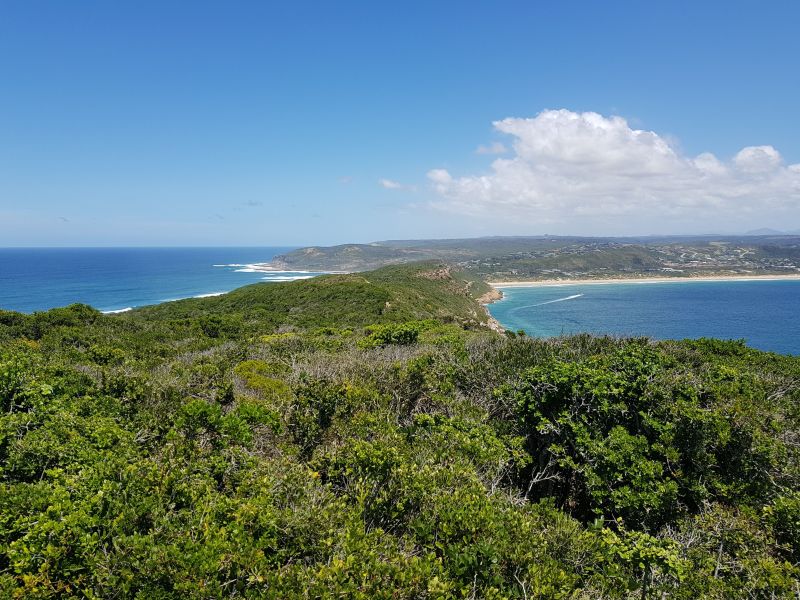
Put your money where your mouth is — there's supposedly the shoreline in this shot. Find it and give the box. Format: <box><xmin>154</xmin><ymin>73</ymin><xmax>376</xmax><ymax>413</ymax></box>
<box><xmin>476</xmin><ymin>288</ymin><xmax>506</xmax><ymax>333</ymax></box>
<box><xmin>488</xmin><ymin>273</ymin><xmax>800</xmax><ymax>288</ymax></box>
<box><xmin>99</xmin><ymin>273</ymin><xmax>330</xmax><ymax>315</ymax></box>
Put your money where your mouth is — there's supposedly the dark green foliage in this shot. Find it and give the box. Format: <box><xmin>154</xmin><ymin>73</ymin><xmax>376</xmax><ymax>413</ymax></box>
<box><xmin>0</xmin><ymin>264</ymin><xmax>798</xmax><ymax>597</ymax></box>
<box><xmin>768</xmin><ymin>492</ymin><xmax>800</xmax><ymax>562</ymax></box>
<box><xmin>358</xmin><ymin>320</ymin><xmax>436</xmax><ymax>348</ymax></box>
<box><xmin>508</xmin><ymin>343</ymin><xmax>798</xmax><ymax>533</ymax></box>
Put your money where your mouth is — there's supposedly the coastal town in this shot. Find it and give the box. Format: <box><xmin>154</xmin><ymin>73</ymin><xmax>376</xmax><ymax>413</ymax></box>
<box><xmin>460</xmin><ymin>238</ymin><xmax>800</xmax><ymax>280</ymax></box>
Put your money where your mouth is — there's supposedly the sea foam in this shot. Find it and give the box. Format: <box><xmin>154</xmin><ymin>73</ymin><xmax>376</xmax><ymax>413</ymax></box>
<box><xmin>262</xmin><ymin>275</ymin><xmax>315</xmax><ymax>281</ymax></box>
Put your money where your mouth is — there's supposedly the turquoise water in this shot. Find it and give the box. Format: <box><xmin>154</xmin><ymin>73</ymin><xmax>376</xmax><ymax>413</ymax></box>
<box><xmin>0</xmin><ymin>247</ymin><xmax>326</xmax><ymax>314</ymax></box>
<box><xmin>487</xmin><ymin>279</ymin><xmax>800</xmax><ymax>355</ymax></box>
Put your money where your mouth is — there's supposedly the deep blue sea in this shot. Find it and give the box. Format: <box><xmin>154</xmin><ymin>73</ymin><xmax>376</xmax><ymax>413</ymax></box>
<box><xmin>488</xmin><ymin>280</ymin><xmax>800</xmax><ymax>355</ymax></box>
<box><xmin>0</xmin><ymin>247</ymin><xmax>326</xmax><ymax>314</ymax></box>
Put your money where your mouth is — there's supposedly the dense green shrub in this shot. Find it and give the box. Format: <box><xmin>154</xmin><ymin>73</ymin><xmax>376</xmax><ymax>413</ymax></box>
<box><xmin>358</xmin><ymin>321</ymin><xmax>433</xmax><ymax>348</ymax></box>
<box><xmin>0</xmin><ymin>264</ymin><xmax>798</xmax><ymax>597</ymax></box>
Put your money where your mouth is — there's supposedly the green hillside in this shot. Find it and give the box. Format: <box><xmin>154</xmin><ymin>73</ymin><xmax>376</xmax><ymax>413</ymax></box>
<box><xmin>132</xmin><ymin>262</ymin><xmax>493</xmax><ymax>330</ymax></box>
<box><xmin>1</xmin><ymin>264</ymin><xmax>799</xmax><ymax>598</ymax></box>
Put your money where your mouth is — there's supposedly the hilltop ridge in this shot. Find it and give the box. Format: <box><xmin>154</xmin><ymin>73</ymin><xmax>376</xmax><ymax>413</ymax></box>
<box><xmin>126</xmin><ymin>262</ymin><xmax>495</xmax><ymax>332</ymax></box>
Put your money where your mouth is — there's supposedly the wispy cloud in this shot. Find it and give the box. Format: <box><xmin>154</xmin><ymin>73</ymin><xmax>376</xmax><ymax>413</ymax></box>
<box><xmin>428</xmin><ymin>109</ymin><xmax>800</xmax><ymax>233</ymax></box>
<box><xmin>475</xmin><ymin>141</ymin><xmax>507</xmax><ymax>155</ymax></box>
<box><xmin>339</xmin><ymin>176</ymin><xmax>353</xmax><ymax>185</ymax></box>
<box><xmin>379</xmin><ymin>178</ymin><xmax>403</xmax><ymax>189</ymax></box>
<box><xmin>379</xmin><ymin>178</ymin><xmax>416</xmax><ymax>191</ymax></box>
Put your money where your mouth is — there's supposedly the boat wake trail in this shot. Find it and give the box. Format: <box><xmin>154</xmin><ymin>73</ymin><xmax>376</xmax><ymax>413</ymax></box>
<box><xmin>511</xmin><ymin>294</ymin><xmax>583</xmax><ymax>314</ymax></box>
<box><xmin>535</xmin><ymin>294</ymin><xmax>583</xmax><ymax>306</ymax></box>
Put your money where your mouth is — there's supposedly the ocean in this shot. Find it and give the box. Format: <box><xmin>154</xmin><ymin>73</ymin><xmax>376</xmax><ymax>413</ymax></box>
<box><xmin>487</xmin><ymin>279</ymin><xmax>800</xmax><ymax>355</ymax></box>
<box><xmin>0</xmin><ymin>247</ymin><xmax>324</xmax><ymax>314</ymax></box>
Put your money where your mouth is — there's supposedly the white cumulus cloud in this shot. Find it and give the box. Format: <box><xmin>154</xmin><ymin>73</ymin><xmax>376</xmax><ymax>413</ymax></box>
<box><xmin>427</xmin><ymin>109</ymin><xmax>800</xmax><ymax>233</ymax></box>
<box><xmin>733</xmin><ymin>145</ymin><xmax>783</xmax><ymax>173</ymax></box>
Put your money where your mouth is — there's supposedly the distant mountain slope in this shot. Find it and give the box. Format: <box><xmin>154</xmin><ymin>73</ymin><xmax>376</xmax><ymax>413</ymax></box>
<box><xmin>270</xmin><ymin>236</ymin><xmax>609</xmax><ymax>271</ymax></box>
<box><xmin>271</xmin><ymin>235</ymin><xmax>800</xmax><ymax>280</ymax></box>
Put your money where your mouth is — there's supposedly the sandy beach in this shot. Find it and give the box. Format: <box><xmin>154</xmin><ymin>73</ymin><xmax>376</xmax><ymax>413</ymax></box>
<box><xmin>488</xmin><ymin>273</ymin><xmax>800</xmax><ymax>288</ymax></box>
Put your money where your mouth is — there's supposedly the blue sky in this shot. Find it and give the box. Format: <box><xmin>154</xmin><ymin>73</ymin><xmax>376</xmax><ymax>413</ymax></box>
<box><xmin>1</xmin><ymin>1</ymin><xmax>799</xmax><ymax>246</ymax></box>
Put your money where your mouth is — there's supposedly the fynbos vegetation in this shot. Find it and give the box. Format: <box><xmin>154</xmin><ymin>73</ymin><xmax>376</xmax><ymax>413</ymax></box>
<box><xmin>1</xmin><ymin>264</ymin><xmax>798</xmax><ymax>598</ymax></box>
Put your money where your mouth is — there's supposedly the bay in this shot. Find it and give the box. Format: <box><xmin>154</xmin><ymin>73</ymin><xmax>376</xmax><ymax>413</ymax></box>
<box><xmin>487</xmin><ymin>279</ymin><xmax>800</xmax><ymax>355</ymax></box>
